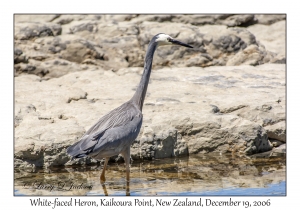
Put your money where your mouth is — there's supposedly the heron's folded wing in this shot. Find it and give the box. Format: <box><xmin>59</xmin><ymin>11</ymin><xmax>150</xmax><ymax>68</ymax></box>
<box><xmin>67</xmin><ymin>102</ymin><xmax>140</xmax><ymax>156</ymax></box>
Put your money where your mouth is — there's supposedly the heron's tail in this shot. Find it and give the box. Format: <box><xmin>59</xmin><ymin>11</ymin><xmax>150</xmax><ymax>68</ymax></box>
<box><xmin>66</xmin><ymin>141</ymin><xmax>88</xmax><ymax>160</ymax></box>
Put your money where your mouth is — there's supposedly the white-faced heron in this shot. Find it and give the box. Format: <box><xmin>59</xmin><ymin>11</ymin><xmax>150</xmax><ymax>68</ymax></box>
<box><xmin>67</xmin><ymin>33</ymin><xmax>193</xmax><ymax>184</ymax></box>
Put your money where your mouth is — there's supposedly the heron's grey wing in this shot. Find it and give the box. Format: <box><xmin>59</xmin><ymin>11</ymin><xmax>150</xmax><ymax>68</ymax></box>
<box><xmin>88</xmin><ymin>113</ymin><xmax>143</xmax><ymax>158</ymax></box>
<box><xmin>66</xmin><ymin>102</ymin><xmax>140</xmax><ymax>158</ymax></box>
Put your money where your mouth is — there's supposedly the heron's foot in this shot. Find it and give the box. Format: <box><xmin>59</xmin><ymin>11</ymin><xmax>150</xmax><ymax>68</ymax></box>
<box><xmin>101</xmin><ymin>183</ymin><xmax>108</xmax><ymax>196</ymax></box>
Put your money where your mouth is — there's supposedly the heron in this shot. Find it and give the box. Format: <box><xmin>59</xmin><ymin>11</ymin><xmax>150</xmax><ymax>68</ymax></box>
<box><xmin>67</xmin><ymin>33</ymin><xmax>193</xmax><ymax>184</ymax></box>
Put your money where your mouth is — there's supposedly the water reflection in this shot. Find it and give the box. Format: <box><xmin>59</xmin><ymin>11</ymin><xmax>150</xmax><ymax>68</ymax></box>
<box><xmin>14</xmin><ymin>153</ymin><xmax>286</xmax><ymax>196</ymax></box>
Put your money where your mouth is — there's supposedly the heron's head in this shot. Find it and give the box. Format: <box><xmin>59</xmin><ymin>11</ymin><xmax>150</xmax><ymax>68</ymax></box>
<box><xmin>154</xmin><ymin>33</ymin><xmax>193</xmax><ymax>48</ymax></box>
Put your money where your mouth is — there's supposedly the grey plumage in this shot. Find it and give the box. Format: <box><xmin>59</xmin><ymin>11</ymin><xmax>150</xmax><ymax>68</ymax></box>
<box><xmin>66</xmin><ymin>33</ymin><xmax>193</xmax><ymax>183</ymax></box>
<box><xmin>67</xmin><ymin>101</ymin><xmax>142</xmax><ymax>159</ymax></box>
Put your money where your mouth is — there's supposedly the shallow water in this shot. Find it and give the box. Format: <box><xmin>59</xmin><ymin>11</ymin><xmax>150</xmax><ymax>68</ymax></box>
<box><xmin>14</xmin><ymin>153</ymin><xmax>286</xmax><ymax>196</ymax></box>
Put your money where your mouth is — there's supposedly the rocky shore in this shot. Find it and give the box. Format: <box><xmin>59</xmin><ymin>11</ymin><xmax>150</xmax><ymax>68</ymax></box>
<box><xmin>14</xmin><ymin>14</ymin><xmax>286</xmax><ymax>169</ymax></box>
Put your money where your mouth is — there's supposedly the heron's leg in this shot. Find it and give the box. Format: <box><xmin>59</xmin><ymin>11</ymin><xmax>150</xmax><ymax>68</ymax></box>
<box><xmin>121</xmin><ymin>147</ymin><xmax>131</xmax><ymax>182</ymax></box>
<box><xmin>121</xmin><ymin>147</ymin><xmax>131</xmax><ymax>196</ymax></box>
<box><xmin>101</xmin><ymin>183</ymin><xmax>108</xmax><ymax>196</ymax></box>
<box><xmin>100</xmin><ymin>158</ymin><xmax>109</xmax><ymax>183</ymax></box>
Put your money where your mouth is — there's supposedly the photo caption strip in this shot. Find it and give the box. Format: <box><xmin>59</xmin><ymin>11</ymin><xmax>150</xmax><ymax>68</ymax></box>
<box><xmin>28</xmin><ymin>197</ymin><xmax>274</xmax><ymax>209</ymax></box>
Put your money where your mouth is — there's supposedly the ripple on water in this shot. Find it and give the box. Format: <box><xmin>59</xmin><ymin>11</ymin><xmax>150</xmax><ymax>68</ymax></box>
<box><xmin>14</xmin><ymin>154</ymin><xmax>286</xmax><ymax>196</ymax></box>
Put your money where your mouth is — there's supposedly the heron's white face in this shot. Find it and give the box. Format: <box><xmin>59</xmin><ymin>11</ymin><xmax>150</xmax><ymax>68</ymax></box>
<box><xmin>155</xmin><ymin>33</ymin><xmax>173</xmax><ymax>46</ymax></box>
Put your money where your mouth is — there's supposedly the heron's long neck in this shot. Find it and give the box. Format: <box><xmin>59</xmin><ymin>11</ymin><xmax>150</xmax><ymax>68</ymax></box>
<box><xmin>131</xmin><ymin>41</ymin><xmax>158</xmax><ymax>111</ymax></box>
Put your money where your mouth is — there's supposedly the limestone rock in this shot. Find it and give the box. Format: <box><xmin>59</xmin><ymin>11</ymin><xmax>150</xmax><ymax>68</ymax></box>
<box><xmin>270</xmin><ymin>139</ymin><xmax>284</xmax><ymax>147</ymax></box>
<box><xmin>264</xmin><ymin>121</ymin><xmax>286</xmax><ymax>142</ymax></box>
<box><xmin>133</xmin><ymin>15</ymin><xmax>256</xmax><ymax>27</ymax></box>
<box><xmin>222</xmin><ymin>14</ymin><xmax>256</xmax><ymax>27</ymax></box>
<box><xmin>255</xmin><ymin>14</ymin><xmax>286</xmax><ymax>25</ymax></box>
<box><xmin>14</xmin><ymin>48</ymin><xmax>27</xmax><ymax>64</ymax></box>
<box><xmin>14</xmin><ymin>14</ymin><xmax>60</xmax><ymax>23</ymax></box>
<box><xmin>15</xmin><ymin>63</ymin><xmax>285</xmax><ymax>167</ymax></box>
<box><xmin>14</xmin><ymin>15</ymin><xmax>286</xmax><ymax>168</ymax></box>
<box><xmin>271</xmin><ymin>144</ymin><xmax>286</xmax><ymax>156</ymax></box>
<box><xmin>14</xmin><ymin>15</ymin><xmax>285</xmax><ymax>80</ymax></box>
<box><xmin>248</xmin><ymin>20</ymin><xmax>286</xmax><ymax>57</ymax></box>
<box><xmin>273</xmin><ymin>144</ymin><xmax>286</xmax><ymax>153</ymax></box>
<box><xmin>14</xmin><ymin>22</ymin><xmax>62</xmax><ymax>40</ymax></box>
